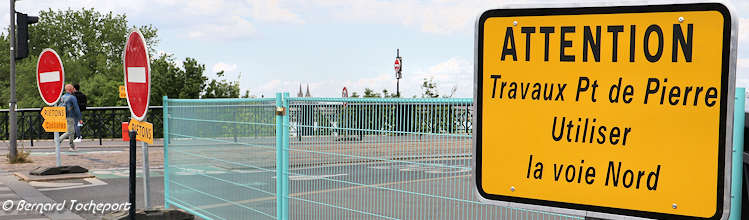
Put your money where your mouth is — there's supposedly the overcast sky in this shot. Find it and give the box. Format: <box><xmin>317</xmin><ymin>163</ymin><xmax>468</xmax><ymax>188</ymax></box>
<box><xmin>3</xmin><ymin>0</ymin><xmax>749</xmax><ymax>98</ymax></box>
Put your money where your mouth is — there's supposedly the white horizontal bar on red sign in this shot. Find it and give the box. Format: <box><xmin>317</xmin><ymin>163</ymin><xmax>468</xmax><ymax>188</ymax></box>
<box><xmin>127</xmin><ymin>67</ymin><xmax>147</xmax><ymax>83</ymax></box>
<box><xmin>39</xmin><ymin>71</ymin><xmax>60</xmax><ymax>83</ymax></box>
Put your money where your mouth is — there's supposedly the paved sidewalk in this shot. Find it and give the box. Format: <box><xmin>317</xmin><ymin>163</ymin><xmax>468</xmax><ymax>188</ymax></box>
<box><xmin>0</xmin><ymin>138</ymin><xmax>164</xmax><ymax>149</ymax></box>
<box><xmin>0</xmin><ymin>148</ymin><xmax>164</xmax><ymax>173</ymax></box>
<box><xmin>0</xmin><ymin>173</ymin><xmax>83</xmax><ymax>220</ymax></box>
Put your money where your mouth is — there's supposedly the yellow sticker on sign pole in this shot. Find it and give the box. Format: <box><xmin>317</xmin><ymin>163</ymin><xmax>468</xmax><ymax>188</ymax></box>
<box><xmin>41</xmin><ymin>107</ymin><xmax>66</xmax><ymax>132</ymax></box>
<box><xmin>473</xmin><ymin>3</ymin><xmax>735</xmax><ymax>220</ymax></box>
<box><xmin>128</xmin><ymin>119</ymin><xmax>153</xmax><ymax>144</ymax></box>
<box><xmin>119</xmin><ymin>85</ymin><xmax>127</xmax><ymax>98</ymax></box>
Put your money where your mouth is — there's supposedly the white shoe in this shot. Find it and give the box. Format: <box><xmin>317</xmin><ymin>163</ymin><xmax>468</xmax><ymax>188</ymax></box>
<box><xmin>73</xmin><ymin>138</ymin><xmax>82</xmax><ymax>143</ymax></box>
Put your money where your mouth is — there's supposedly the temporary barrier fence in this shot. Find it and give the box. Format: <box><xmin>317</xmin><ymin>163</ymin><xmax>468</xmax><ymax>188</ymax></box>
<box><xmin>164</xmin><ymin>91</ymin><xmax>747</xmax><ymax>219</ymax></box>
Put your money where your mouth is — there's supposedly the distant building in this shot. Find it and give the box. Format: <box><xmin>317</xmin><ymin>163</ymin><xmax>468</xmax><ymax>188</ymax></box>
<box><xmin>297</xmin><ymin>84</ymin><xmax>312</xmax><ymax>97</ymax></box>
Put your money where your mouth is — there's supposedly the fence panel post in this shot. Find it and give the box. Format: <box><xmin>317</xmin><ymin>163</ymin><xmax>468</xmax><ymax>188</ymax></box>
<box><xmin>275</xmin><ymin>93</ymin><xmax>285</xmax><ymax>219</ymax></box>
<box><xmin>163</xmin><ymin>96</ymin><xmax>170</xmax><ymax>209</ymax></box>
<box><xmin>730</xmin><ymin>88</ymin><xmax>745</xmax><ymax>220</ymax></box>
<box><xmin>282</xmin><ymin>92</ymin><xmax>290</xmax><ymax>220</ymax></box>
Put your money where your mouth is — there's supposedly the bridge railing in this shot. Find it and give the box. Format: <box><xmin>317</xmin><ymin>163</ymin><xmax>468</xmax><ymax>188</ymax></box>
<box><xmin>0</xmin><ymin>106</ymin><xmax>163</xmax><ymax>145</ymax></box>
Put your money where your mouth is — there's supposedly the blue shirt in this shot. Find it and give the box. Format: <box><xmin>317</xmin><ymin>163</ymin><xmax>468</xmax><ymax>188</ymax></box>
<box><xmin>61</xmin><ymin>93</ymin><xmax>82</xmax><ymax>120</ymax></box>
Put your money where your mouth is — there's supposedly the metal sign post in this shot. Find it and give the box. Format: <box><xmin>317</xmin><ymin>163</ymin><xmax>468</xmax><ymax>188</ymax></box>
<box><xmin>124</xmin><ymin>28</ymin><xmax>152</xmax><ymax>210</ymax></box>
<box><xmin>142</xmin><ymin>141</ymin><xmax>150</xmax><ymax>209</ymax></box>
<box><xmin>128</xmin><ymin>130</ymin><xmax>136</xmax><ymax>220</ymax></box>
<box><xmin>37</xmin><ymin>49</ymin><xmax>65</xmax><ymax>166</ymax></box>
<box><xmin>394</xmin><ymin>49</ymin><xmax>402</xmax><ymax>97</ymax></box>
<box><xmin>54</xmin><ymin>132</ymin><xmax>60</xmax><ymax>167</ymax></box>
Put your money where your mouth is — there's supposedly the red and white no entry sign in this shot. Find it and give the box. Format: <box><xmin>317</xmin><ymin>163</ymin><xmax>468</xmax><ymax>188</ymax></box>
<box><xmin>394</xmin><ymin>58</ymin><xmax>401</xmax><ymax>73</ymax></box>
<box><xmin>342</xmin><ymin>87</ymin><xmax>348</xmax><ymax>98</ymax></box>
<box><xmin>123</xmin><ymin>29</ymin><xmax>151</xmax><ymax>121</ymax></box>
<box><xmin>36</xmin><ymin>48</ymin><xmax>64</xmax><ymax>106</ymax></box>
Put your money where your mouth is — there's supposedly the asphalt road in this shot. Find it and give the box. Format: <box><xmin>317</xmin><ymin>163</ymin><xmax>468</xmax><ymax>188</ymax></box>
<box><xmin>163</xmin><ymin>157</ymin><xmax>499</xmax><ymax>220</ymax></box>
<box><xmin>8</xmin><ymin>135</ymin><xmax>565</xmax><ymax>219</ymax></box>
<box><xmin>35</xmin><ymin>157</ymin><xmax>476</xmax><ymax>220</ymax></box>
<box><xmin>32</xmin><ymin>155</ymin><xmax>565</xmax><ymax>220</ymax></box>
<box><xmin>42</xmin><ymin>176</ymin><xmax>165</xmax><ymax>220</ymax></box>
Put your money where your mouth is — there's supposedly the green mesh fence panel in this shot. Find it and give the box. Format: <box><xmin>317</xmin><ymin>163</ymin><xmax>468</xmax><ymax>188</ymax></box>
<box><xmin>164</xmin><ymin>98</ymin><xmax>279</xmax><ymax>220</ymax></box>
<box><xmin>164</xmin><ymin>95</ymin><xmax>584</xmax><ymax>220</ymax></box>
<box><xmin>285</xmin><ymin>97</ymin><xmax>582</xmax><ymax>220</ymax></box>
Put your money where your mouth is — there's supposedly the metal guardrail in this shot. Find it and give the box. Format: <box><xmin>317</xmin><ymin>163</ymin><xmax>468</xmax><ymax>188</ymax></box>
<box><xmin>0</xmin><ymin>106</ymin><xmax>164</xmax><ymax>145</ymax></box>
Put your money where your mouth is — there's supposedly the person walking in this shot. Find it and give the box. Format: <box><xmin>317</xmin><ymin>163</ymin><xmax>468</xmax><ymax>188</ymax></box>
<box><xmin>58</xmin><ymin>84</ymin><xmax>82</xmax><ymax>151</ymax></box>
<box><xmin>72</xmin><ymin>84</ymin><xmax>87</xmax><ymax>142</ymax></box>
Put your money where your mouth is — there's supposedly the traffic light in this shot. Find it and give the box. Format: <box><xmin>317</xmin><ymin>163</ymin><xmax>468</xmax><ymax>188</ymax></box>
<box><xmin>15</xmin><ymin>12</ymin><xmax>38</xmax><ymax>60</ymax></box>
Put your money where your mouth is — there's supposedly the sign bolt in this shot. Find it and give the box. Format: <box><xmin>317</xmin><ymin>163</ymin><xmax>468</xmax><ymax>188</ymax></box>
<box><xmin>513</xmin><ymin>21</ymin><xmax>518</xmax><ymax>26</ymax></box>
<box><xmin>672</xmin><ymin>203</ymin><xmax>677</xmax><ymax>209</ymax></box>
<box><xmin>678</xmin><ymin>17</ymin><xmax>684</xmax><ymax>23</ymax></box>
<box><xmin>510</xmin><ymin>186</ymin><xmax>516</xmax><ymax>192</ymax></box>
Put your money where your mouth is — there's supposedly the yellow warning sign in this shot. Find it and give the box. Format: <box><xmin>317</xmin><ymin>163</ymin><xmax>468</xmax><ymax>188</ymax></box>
<box><xmin>119</xmin><ymin>85</ymin><xmax>127</xmax><ymax>98</ymax></box>
<box><xmin>128</xmin><ymin>119</ymin><xmax>153</xmax><ymax>144</ymax></box>
<box><xmin>41</xmin><ymin>107</ymin><xmax>65</xmax><ymax>120</ymax></box>
<box><xmin>41</xmin><ymin>107</ymin><xmax>66</xmax><ymax>132</ymax></box>
<box><xmin>42</xmin><ymin>120</ymin><xmax>67</xmax><ymax>132</ymax></box>
<box><xmin>474</xmin><ymin>4</ymin><xmax>734</xmax><ymax>220</ymax></box>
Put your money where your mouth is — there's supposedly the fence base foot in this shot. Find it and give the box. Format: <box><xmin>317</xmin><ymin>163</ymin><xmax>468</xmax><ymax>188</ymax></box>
<box><xmin>103</xmin><ymin>208</ymin><xmax>194</xmax><ymax>220</ymax></box>
<box><xmin>29</xmin><ymin>165</ymin><xmax>88</xmax><ymax>176</ymax></box>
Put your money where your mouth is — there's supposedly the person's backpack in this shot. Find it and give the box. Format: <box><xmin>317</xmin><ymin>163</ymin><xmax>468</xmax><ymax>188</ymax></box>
<box><xmin>74</xmin><ymin>92</ymin><xmax>87</xmax><ymax>111</ymax></box>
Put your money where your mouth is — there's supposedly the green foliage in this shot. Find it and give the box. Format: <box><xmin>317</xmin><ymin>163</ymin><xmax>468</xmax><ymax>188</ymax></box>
<box><xmin>180</xmin><ymin>57</ymin><xmax>207</xmax><ymax>99</ymax></box>
<box><xmin>0</xmin><ymin>8</ymin><xmax>159</xmax><ymax>108</ymax></box>
<box><xmin>203</xmin><ymin>71</ymin><xmax>240</xmax><ymax>98</ymax></box>
<box><xmin>421</xmin><ymin>77</ymin><xmax>439</xmax><ymax>98</ymax></box>
<box><xmin>241</xmin><ymin>90</ymin><xmax>256</xmax><ymax>98</ymax></box>
<box><xmin>420</xmin><ymin>77</ymin><xmax>456</xmax><ymax>98</ymax></box>
<box><xmin>151</xmin><ymin>54</ymin><xmax>239</xmax><ymax>104</ymax></box>
<box><xmin>382</xmin><ymin>89</ymin><xmax>399</xmax><ymax>98</ymax></box>
<box><xmin>30</xmin><ymin>9</ymin><xmax>159</xmax><ymax>64</ymax></box>
<box><xmin>150</xmin><ymin>54</ymin><xmax>183</xmax><ymax>105</ymax></box>
<box><xmin>362</xmin><ymin>88</ymin><xmax>381</xmax><ymax>98</ymax></box>
<box><xmin>350</xmin><ymin>92</ymin><xmax>360</xmax><ymax>98</ymax></box>
<box><xmin>0</xmin><ymin>8</ymin><xmax>241</xmax><ymax>109</ymax></box>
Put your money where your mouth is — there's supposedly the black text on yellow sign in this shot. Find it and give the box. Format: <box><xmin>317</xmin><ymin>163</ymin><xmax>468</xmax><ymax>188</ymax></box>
<box><xmin>128</xmin><ymin>119</ymin><xmax>153</xmax><ymax>144</ymax></box>
<box><xmin>474</xmin><ymin>4</ymin><xmax>734</xmax><ymax>220</ymax></box>
<box><xmin>41</xmin><ymin>107</ymin><xmax>66</xmax><ymax>132</ymax></box>
<box><xmin>42</xmin><ymin>120</ymin><xmax>67</xmax><ymax>132</ymax></box>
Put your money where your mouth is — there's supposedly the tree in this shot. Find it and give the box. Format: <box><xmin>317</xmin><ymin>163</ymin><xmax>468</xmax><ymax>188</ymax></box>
<box><xmin>1</xmin><ymin>8</ymin><xmax>242</xmax><ymax>108</ymax></box>
<box><xmin>202</xmin><ymin>71</ymin><xmax>240</xmax><ymax>98</ymax></box>
<box><xmin>150</xmin><ymin>54</ymin><xmax>241</xmax><ymax>104</ymax></box>
<box><xmin>150</xmin><ymin>54</ymin><xmax>183</xmax><ymax>105</ymax></box>
<box><xmin>350</xmin><ymin>92</ymin><xmax>360</xmax><ymax>98</ymax></box>
<box><xmin>421</xmin><ymin>77</ymin><xmax>439</xmax><ymax>98</ymax></box>
<box><xmin>178</xmin><ymin>58</ymin><xmax>207</xmax><ymax>99</ymax></box>
<box><xmin>241</xmin><ymin>90</ymin><xmax>255</xmax><ymax>98</ymax></box>
<box><xmin>382</xmin><ymin>89</ymin><xmax>399</xmax><ymax>98</ymax></box>
<box><xmin>363</xmin><ymin>88</ymin><xmax>381</xmax><ymax>98</ymax></box>
<box><xmin>0</xmin><ymin>8</ymin><xmax>159</xmax><ymax>108</ymax></box>
<box><xmin>29</xmin><ymin>9</ymin><xmax>158</xmax><ymax>65</ymax></box>
<box><xmin>420</xmin><ymin>77</ymin><xmax>455</xmax><ymax>98</ymax></box>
